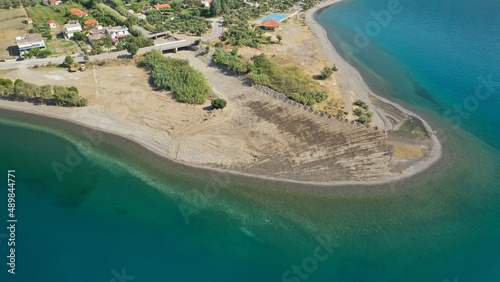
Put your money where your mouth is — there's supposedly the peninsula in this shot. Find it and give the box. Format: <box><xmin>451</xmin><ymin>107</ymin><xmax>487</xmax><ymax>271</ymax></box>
<box><xmin>0</xmin><ymin>0</ymin><xmax>441</xmax><ymax>186</ymax></box>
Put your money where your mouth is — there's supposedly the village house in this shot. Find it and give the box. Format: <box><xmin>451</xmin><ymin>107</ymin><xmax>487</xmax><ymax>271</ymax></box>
<box><xmin>261</xmin><ymin>19</ymin><xmax>281</xmax><ymax>30</ymax></box>
<box><xmin>16</xmin><ymin>33</ymin><xmax>46</xmax><ymax>55</ymax></box>
<box><xmin>105</xmin><ymin>26</ymin><xmax>130</xmax><ymax>43</ymax></box>
<box><xmin>26</xmin><ymin>18</ymin><xmax>33</xmax><ymax>24</ymax></box>
<box><xmin>69</xmin><ymin>8</ymin><xmax>89</xmax><ymax>17</ymax></box>
<box><xmin>64</xmin><ymin>21</ymin><xmax>82</xmax><ymax>38</ymax></box>
<box><xmin>47</xmin><ymin>20</ymin><xmax>57</xmax><ymax>29</ymax></box>
<box><xmin>154</xmin><ymin>3</ymin><xmax>171</xmax><ymax>10</ymax></box>
<box><xmin>202</xmin><ymin>0</ymin><xmax>212</xmax><ymax>7</ymax></box>
<box><xmin>84</xmin><ymin>19</ymin><xmax>99</xmax><ymax>29</ymax></box>
<box><xmin>42</xmin><ymin>0</ymin><xmax>63</xmax><ymax>6</ymax></box>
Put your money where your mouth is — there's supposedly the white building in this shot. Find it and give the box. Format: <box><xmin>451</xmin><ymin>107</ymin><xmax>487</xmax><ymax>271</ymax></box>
<box><xmin>42</xmin><ymin>0</ymin><xmax>63</xmax><ymax>6</ymax></box>
<box><xmin>64</xmin><ymin>21</ymin><xmax>82</xmax><ymax>39</ymax></box>
<box><xmin>16</xmin><ymin>34</ymin><xmax>46</xmax><ymax>55</ymax></box>
<box><xmin>202</xmin><ymin>0</ymin><xmax>212</xmax><ymax>7</ymax></box>
<box><xmin>105</xmin><ymin>26</ymin><xmax>130</xmax><ymax>39</ymax></box>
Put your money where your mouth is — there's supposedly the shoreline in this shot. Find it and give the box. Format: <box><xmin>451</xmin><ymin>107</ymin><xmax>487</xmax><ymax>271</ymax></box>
<box><xmin>0</xmin><ymin>1</ymin><xmax>442</xmax><ymax>189</ymax></box>
<box><xmin>304</xmin><ymin>0</ymin><xmax>442</xmax><ymax>181</ymax></box>
<box><xmin>0</xmin><ymin>105</ymin><xmax>446</xmax><ymax>196</ymax></box>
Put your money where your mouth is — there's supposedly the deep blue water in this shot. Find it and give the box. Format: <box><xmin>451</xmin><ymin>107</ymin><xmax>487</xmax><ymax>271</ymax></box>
<box><xmin>317</xmin><ymin>0</ymin><xmax>500</xmax><ymax>149</ymax></box>
<box><xmin>0</xmin><ymin>0</ymin><xmax>499</xmax><ymax>281</ymax></box>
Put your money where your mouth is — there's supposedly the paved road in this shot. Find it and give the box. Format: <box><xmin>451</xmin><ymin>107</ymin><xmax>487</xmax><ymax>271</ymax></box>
<box><xmin>0</xmin><ymin>18</ymin><xmax>223</xmax><ymax>70</ymax></box>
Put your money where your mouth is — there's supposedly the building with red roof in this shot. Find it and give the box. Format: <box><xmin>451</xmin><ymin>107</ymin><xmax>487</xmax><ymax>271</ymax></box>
<box><xmin>69</xmin><ymin>8</ymin><xmax>89</xmax><ymax>17</ymax></box>
<box><xmin>47</xmin><ymin>19</ymin><xmax>57</xmax><ymax>28</ymax></box>
<box><xmin>261</xmin><ymin>19</ymin><xmax>281</xmax><ymax>29</ymax></box>
<box><xmin>84</xmin><ymin>19</ymin><xmax>99</xmax><ymax>28</ymax></box>
<box><xmin>154</xmin><ymin>4</ymin><xmax>171</xmax><ymax>10</ymax></box>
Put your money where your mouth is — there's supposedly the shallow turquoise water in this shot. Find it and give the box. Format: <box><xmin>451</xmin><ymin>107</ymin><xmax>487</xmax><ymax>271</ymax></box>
<box><xmin>0</xmin><ymin>0</ymin><xmax>499</xmax><ymax>281</ymax></box>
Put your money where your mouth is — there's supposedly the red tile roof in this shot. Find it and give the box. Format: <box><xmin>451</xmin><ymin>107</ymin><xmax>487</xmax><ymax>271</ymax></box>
<box><xmin>84</xmin><ymin>19</ymin><xmax>98</xmax><ymax>25</ymax></box>
<box><xmin>47</xmin><ymin>20</ymin><xmax>56</xmax><ymax>24</ymax></box>
<box><xmin>261</xmin><ymin>19</ymin><xmax>281</xmax><ymax>28</ymax></box>
<box><xmin>69</xmin><ymin>8</ymin><xmax>89</xmax><ymax>17</ymax></box>
<box><xmin>26</xmin><ymin>18</ymin><xmax>32</xmax><ymax>21</ymax></box>
<box><xmin>154</xmin><ymin>4</ymin><xmax>171</xmax><ymax>9</ymax></box>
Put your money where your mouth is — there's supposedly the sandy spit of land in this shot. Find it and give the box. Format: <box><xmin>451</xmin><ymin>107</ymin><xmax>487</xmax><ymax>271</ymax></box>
<box><xmin>0</xmin><ymin>1</ymin><xmax>442</xmax><ymax>188</ymax></box>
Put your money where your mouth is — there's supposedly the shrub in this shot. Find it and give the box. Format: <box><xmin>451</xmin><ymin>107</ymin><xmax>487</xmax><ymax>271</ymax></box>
<box><xmin>194</xmin><ymin>39</ymin><xmax>201</xmax><ymax>45</ymax></box>
<box><xmin>0</xmin><ymin>78</ymin><xmax>13</xmax><ymax>87</ymax></box>
<box><xmin>64</xmin><ymin>55</ymin><xmax>74</xmax><ymax>66</ymax></box>
<box><xmin>211</xmin><ymin>98</ymin><xmax>227</xmax><ymax>109</ymax></box>
<box><xmin>353</xmin><ymin>107</ymin><xmax>364</xmax><ymax>116</ymax></box>
<box><xmin>354</xmin><ymin>99</ymin><xmax>369</xmax><ymax>110</ymax></box>
<box><xmin>357</xmin><ymin>116</ymin><xmax>372</xmax><ymax>124</ymax></box>
<box><xmin>14</xmin><ymin>79</ymin><xmax>24</xmax><ymax>85</ymax></box>
<box><xmin>320</xmin><ymin>66</ymin><xmax>334</xmax><ymax>79</ymax></box>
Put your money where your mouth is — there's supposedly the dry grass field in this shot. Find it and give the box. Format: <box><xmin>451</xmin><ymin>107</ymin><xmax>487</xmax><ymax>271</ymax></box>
<box><xmin>0</xmin><ymin>8</ymin><xmax>29</xmax><ymax>60</ymax></box>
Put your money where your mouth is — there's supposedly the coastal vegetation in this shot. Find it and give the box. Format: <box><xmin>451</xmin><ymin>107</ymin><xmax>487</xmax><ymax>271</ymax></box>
<box><xmin>140</xmin><ymin>50</ymin><xmax>211</xmax><ymax>104</ymax></box>
<box><xmin>213</xmin><ymin>48</ymin><xmax>327</xmax><ymax>106</ymax></box>
<box><xmin>0</xmin><ymin>79</ymin><xmax>87</xmax><ymax>107</ymax></box>
<box><xmin>211</xmin><ymin>98</ymin><xmax>227</xmax><ymax>109</ymax></box>
<box><xmin>353</xmin><ymin>99</ymin><xmax>373</xmax><ymax>124</ymax></box>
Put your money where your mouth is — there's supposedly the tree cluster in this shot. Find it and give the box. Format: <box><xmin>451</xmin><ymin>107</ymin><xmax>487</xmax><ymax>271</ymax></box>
<box><xmin>140</xmin><ymin>50</ymin><xmax>211</xmax><ymax>104</ymax></box>
<box><xmin>22</xmin><ymin>48</ymin><xmax>52</xmax><ymax>58</ymax></box>
<box><xmin>353</xmin><ymin>100</ymin><xmax>373</xmax><ymax>124</ymax></box>
<box><xmin>213</xmin><ymin>49</ymin><xmax>328</xmax><ymax>106</ymax></box>
<box><xmin>0</xmin><ymin>79</ymin><xmax>87</xmax><ymax>107</ymax></box>
<box><xmin>146</xmin><ymin>12</ymin><xmax>210</xmax><ymax>35</ymax></box>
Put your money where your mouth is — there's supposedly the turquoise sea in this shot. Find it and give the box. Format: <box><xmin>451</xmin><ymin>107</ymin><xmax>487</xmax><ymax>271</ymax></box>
<box><xmin>1</xmin><ymin>0</ymin><xmax>499</xmax><ymax>281</ymax></box>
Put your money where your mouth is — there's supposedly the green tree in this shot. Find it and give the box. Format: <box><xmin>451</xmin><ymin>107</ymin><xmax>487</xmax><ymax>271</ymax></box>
<box><xmin>320</xmin><ymin>66</ymin><xmax>333</xmax><ymax>79</ymax></box>
<box><xmin>83</xmin><ymin>55</ymin><xmax>89</xmax><ymax>62</ymax></box>
<box><xmin>211</xmin><ymin>98</ymin><xmax>227</xmax><ymax>109</ymax></box>
<box><xmin>0</xmin><ymin>78</ymin><xmax>13</xmax><ymax>87</ymax></box>
<box><xmin>103</xmin><ymin>34</ymin><xmax>113</xmax><ymax>48</ymax></box>
<box><xmin>277</xmin><ymin>34</ymin><xmax>282</xmax><ymax>43</ymax></box>
<box><xmin>14</xmin><ymin>79</ymin><xmax>24</xmax><ymax>85</ymax></box>
<box><xmin>65</xmin><ymin>55</ymin><xmax>74</xmax><ymax>66</ymax></box>
<box><xmin>126</xmin><ymin>43</ymin><xmax>139</xmax><ymax>58</ymax></box>
<box><xmin>3</xmin><ymin>0</ymin><xmax>12</xmax><ymax>9</ymax></box>
<box><xmin>231</xmin><ymin>47</ymin><xmax>238</xmax><ymax>56</ymax></box>
<box><xmin>73</xmin><ymin>32</ymin><xmax>85</xmax><ymax>41</ymax></box>
<box><xmin>357</xmin><ymin>116</ymin><xmax>371</xmax><ymax>124</ymax></box>
<box><xmin>38</xmin><ymin>49</ymin><xmax>52</xmax><ymax>57</ymax></box>
<box><xmin>12</xmin><ymin>0</ymin><xmax>20</xmax><ymax>8</ymax></box>
<box><xmin>210</xmin><ymin>0</ymin><xmax>222</xmax><ymax>16</ymax></box>
<box><xmin>39</xmin><ymin>85</ymin><xmax>52</xmax><ymax>99</ymax></box>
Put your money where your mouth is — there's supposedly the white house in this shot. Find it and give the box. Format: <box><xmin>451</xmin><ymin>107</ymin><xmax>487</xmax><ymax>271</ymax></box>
<box><xmin>106</xmin><ymin>26</ymin><xmax>130</xmax><ymax>39</ymax></box>
<box><xmin>202</xmin><ymin>0</ymin><xmax>212</xmax><ymax>7</ymax></box>
<box><xmin>16</xmin><ymin>33</ymin><xmax>46</xmax><ymax>55</ymax></box>
<box><xmin>64</xmin><ymin>21</ymin><xmax>82</xmax><ymax>39</ymax></box>
<box><xmin>42</xmin><ymin>0</ymin><xmax>63</xmax><ymax>6</ymax></box>
<box><xmin>47</xmin><ymin>20</ymin><xmax>57</xmax><ymax>29</ymax></box>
